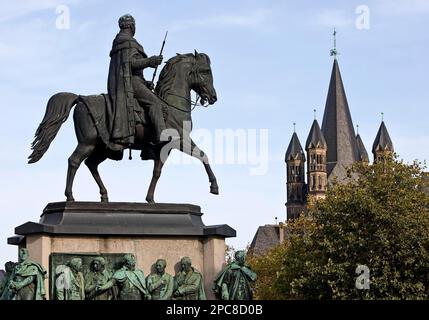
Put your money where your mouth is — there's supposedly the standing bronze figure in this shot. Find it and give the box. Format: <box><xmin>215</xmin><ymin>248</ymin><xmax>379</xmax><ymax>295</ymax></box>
<box><xmin>8</xmin><ymin>248</ymin><xmax>47</xmax><ymax>300</ymax></box>
<box><xmin>54</xmin><ymin>257</ymin><xmax>85</xmax><ymax>300</ymax></box>
<box><xmin>213</xmin><ymin>250</ymin><xmax>257</xmax><ymax>300</ymax></box>
<box><xmin>28</xmin><ymin>15</ymin><xmax>218</xmax><ymax>203</ymax></box>
<box><xmin>84</xmin><ymin>257</ymin><xmax>114</xmax><ymax>300</ymax></box>
<box><xmin>0</xmin><ymin>262</ymin><xmax>16</xmax><ymax>300</ymax></box>
<box><xmin>173</xmin><ymin>257</ymin><xmax>206</xmax><ymax>300</ymax></box>
<box><xmin>99</xmin><ymin>254</ymin><xmax>150</xmax><ymax>300</ymax></box>
<box><xmin>146</xmin><ymin>259</ymin><xmax>174</xmax><ymax>300</ymax></box>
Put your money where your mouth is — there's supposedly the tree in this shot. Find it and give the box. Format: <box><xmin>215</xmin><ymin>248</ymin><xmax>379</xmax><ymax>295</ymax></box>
<box><xmin>249</xmin><ymin>157</ymin><xmax>429</xmax><ymax>299</ymax></box>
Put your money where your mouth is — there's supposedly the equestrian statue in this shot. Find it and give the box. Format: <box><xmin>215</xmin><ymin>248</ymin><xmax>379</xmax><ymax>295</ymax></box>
<box><xmin>28</xmin><ymin>14</ymin><xmax>219</xmax><ymax>203</ymax></box>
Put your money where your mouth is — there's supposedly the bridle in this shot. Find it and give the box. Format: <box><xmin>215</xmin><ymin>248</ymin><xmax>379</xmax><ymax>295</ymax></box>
<box><xmin>162</xmin><ymin>56</ymin><xmax>211</xmax><ymax>113</ymax></box>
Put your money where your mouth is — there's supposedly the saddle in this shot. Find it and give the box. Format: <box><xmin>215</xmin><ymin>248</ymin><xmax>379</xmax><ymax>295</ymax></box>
<box><xmin>79</xmin><ymin>94</ymin><xmax>168</xmax><ymax>160</ymax></box>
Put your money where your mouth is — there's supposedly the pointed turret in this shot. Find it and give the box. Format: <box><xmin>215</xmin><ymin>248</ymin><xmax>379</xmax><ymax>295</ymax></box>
<box><xmin>372</xmin><ymin>121</ymin><xmax>394</xmax><ymax>162</ymax></box>
<box><xmin>285</xmin><ymin>132</ymin><xmax>306</xmax><ymax>220</ymax></box>
<box><xmin>285</xmin><ymin>132</ymin><xmax>306</xmax><ymax>161</ymax></box>
<box><xmin>306</xmin><ymin>120</ymin><xmax>327</xmax><ymax>199</ymax></box>
<box><xmin>306</xmin><ymin>120</ymin><xmax>327</xmax><ymax>149</ymax></box>
<box><xmin>321</xmin><ymin>59</ymin><xmax>360</xmax><ymax>182</ymax></box>
<box><xmin>356</xmin><ymin>133</ymin><xmax>369</xmax><ymax>164</ymax></box>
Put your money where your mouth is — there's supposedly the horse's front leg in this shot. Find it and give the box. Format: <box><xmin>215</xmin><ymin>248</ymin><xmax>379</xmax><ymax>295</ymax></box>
<box><xmin>183</xmin><ymin>139</ymin><xmax>219</xmax><ymax>195</ymax></box>
<box><xmin>146</xmin><ymin>159</ymin><xmax>165</xmax><ymax>203</ymax></box>
<box><xmin>204</xmin><ymin>162</ymin><xmax>219</xmax><ymax>195</ymax></box>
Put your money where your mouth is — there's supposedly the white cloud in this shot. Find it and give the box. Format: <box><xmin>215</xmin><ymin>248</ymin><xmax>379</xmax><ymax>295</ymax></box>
<box><xmin>171</xmin><ymin>9</ymin><xmax>272</xmax><ymax>31</ymax></box>
<box><xmin>375</xmin><ymin>0</ymin><xmax>429</xmax><ymax>16</ymax></box>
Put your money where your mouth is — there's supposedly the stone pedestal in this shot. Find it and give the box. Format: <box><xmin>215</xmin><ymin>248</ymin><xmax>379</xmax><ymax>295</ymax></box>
<box><xmin>8</xmin><ymin>202</ymin><xmax>236</xmax><ymax>300</ymax></box>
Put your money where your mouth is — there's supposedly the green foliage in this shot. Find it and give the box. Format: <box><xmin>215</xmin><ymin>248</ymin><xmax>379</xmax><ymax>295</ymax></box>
<box><xmin>250</xmin><ymin>157</ymin><xmax>429</xmax><ymax>299</ymax></box>
<box><xmin>247</xmin><ymin>239</ymin><xmax>290</xmax><ymax>299</ymax></box>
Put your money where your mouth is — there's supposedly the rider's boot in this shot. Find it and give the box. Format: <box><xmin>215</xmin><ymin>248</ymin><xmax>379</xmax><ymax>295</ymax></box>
<box><xmin>109</xmin><ymin>142</ymin><xmax>124</xmax><ymax>152</ymax></box>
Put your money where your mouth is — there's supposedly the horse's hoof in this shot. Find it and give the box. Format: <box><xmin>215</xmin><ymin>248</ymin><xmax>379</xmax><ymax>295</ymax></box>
<box><xmin>210</xmin><ymin>186</ymin><xmax>219</xmax><ymax>195</ymax></box>
<box><xmin>146</xmin><ymin>197</ymin><xmax>155</xmax><ymax>204</ymax></box>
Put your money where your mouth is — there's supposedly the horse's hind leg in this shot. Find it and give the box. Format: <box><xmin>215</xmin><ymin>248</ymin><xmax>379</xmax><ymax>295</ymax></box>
<box><xmin>85</xmin><ymin>149</ymin><xmax>109</xmax><ymax>202</ymax></box>
<box><xmin>182</xmin><ymin>138</ymin><xmax>219</xmax><ymax>195</ymax></box>
<box><xmin>146</xmin><ymin>159</ymin><xmax>165</xmax><ymax>204</ymax></box>
<box><xmin>65</xmin><ymin>143</ymin><xmax>96</xmax><ymax>201</ymax></box>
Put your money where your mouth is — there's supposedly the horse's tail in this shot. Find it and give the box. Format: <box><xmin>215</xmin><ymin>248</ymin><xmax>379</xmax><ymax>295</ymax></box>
<box><xmin>28</xmin><ymin>92</ymin><xmax>78</xmax><ymax>164</ymax></box>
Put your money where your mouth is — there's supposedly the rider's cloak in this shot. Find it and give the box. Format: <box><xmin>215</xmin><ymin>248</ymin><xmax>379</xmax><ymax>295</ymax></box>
<box><xmin>107</xmin><ymin>31</ymin><xmax>147</xmax><ymax>145</ymax></box>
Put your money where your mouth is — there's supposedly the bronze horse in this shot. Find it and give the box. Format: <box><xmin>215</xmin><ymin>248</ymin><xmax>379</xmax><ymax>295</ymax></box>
<box><xmin>28</xmin><ymin>52</ymin><xmax>218</xmax><ymax>203</ymax></box>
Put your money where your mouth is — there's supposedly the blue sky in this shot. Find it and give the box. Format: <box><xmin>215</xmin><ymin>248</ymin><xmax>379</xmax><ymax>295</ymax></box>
<box><xmin>0</xmin><ymin>0</ymin><xmax>428</xmax><ymax>264</ymax></box>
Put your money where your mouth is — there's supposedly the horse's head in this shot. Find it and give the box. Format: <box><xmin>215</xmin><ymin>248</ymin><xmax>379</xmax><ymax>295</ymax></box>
<box><xmin>190</xmin><ymin>50</ymin><xmax>217</xmax><ymax>105</ymax></box>
<box><xmin>156</xmin><ymin>52</ymin><xmax>217</xmax><ymax>107</ymax></box>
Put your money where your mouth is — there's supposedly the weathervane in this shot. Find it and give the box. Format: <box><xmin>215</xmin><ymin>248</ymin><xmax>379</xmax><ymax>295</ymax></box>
<box><xmin>330</xmin><ymin>28</ymin><xmax>339</xmax><ymax>58</ymax></box>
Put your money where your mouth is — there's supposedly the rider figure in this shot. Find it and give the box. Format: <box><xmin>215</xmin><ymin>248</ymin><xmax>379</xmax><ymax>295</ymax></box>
<box><xmin>107</xmin><ymin>14</ymin><xmax>166</xmax><ymax>151</ymax></box>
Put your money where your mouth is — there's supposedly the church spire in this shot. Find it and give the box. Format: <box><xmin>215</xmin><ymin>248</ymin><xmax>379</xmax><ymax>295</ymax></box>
<box><xmin>321</xmin><ymin>52</ymin><xmax>360</xmax><ymax>182</ymax></box>
<box><xmin>306</xmin><ymin>119</ymin><xmax>327</xmax><ymax>150</ymax></box>
<box><xmin>372</xmin><ymin>117</ymin><xmax>394</xmax><ymax>162</ymax></box>
<box><xmin>285</xmin><ymin>131</ymin><xmax>305</xmax><ymax>161</ymax></box>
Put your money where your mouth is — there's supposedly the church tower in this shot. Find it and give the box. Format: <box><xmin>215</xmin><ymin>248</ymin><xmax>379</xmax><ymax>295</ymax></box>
<box><xmin>372</xmin><ymin>119</ymin><xmax>394</xmax><ymax>162</ymax></box>
<box><xmin>306</xmin><ymin>119</ymin><xmax>327</xmax><ymax>199</ymax></box>
<box><xmin>321</xmin><ymin>31</ymin><xmax>360</xmax><ymax>182</ymax></box>
<box><xmin>285</xmin><ymin>130</ymin><xmax>306</xmax><ymax>220</ymax></box>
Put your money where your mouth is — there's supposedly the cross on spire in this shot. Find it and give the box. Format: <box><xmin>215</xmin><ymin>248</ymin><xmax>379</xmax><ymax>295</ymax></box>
<box><xmin>330</xmin><ymin>28</ymin><xmax>338</xmax><ymax>58</ymax></box>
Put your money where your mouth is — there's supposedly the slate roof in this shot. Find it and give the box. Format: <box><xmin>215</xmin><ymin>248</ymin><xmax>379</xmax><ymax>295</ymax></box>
<box><xmin>356</xmin><ymin>134</ymin><xmax>369</xmax><ymax>163</ymax></box>
<box><xmin>372</xmin><ymin>121</ymin><xmax>394</xmax><ymax>154</ymax></box>
<box><xmin>321</xmin><ymin>59</ymin><xmax>360</xmax><ymax>181</ymax></box>
<box><xmin>249</xmin><ymin>225</ymin><xmax>287</xmax><ymax>256</ymax></box>
<box><xmin>306</xmin><ymin>119</ymin><xmax>327</xmax><ymax>150</ymax></box>
<box><xmin>285</xmin><ymin>132</ymin><xmax>306</xmax><ymax>161</ymax></box>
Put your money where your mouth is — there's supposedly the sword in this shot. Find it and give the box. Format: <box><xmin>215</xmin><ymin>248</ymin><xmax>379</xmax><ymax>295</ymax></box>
<box><xmin>151</xmin><ymin>30</ymin><xmax>168</xmax><ymax>87</ymax></box>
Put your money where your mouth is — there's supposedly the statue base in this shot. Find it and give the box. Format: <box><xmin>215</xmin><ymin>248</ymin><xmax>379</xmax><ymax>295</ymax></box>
<box><xmin>8</xmin><ymin>202</ymin><xmax>236</xmax><ymax>300</ymax></box>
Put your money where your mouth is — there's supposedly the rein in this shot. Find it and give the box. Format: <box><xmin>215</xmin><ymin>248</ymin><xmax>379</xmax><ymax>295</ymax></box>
<box><xmin>156</xmin><ymin>55</ymin><xmax>210</xmax><ymax>113</ymax></box>
<box><xmin>165</xmin><ymin>93</ymin><xmax>206</xmax><ymax>112</ymax></box>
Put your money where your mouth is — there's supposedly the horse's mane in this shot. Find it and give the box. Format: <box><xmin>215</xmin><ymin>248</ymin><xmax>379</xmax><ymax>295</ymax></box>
<box><xmin>155</xmin><ymin>53</ymin><xmax>195</xmax><ymax>99</ymax></box>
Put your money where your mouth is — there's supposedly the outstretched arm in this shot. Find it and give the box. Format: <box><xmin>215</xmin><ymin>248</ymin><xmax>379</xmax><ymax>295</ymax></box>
<box><xmin>131</xmin><ymin>54</ymin><xmax>163</xmax><ymax>70</ymax></box>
